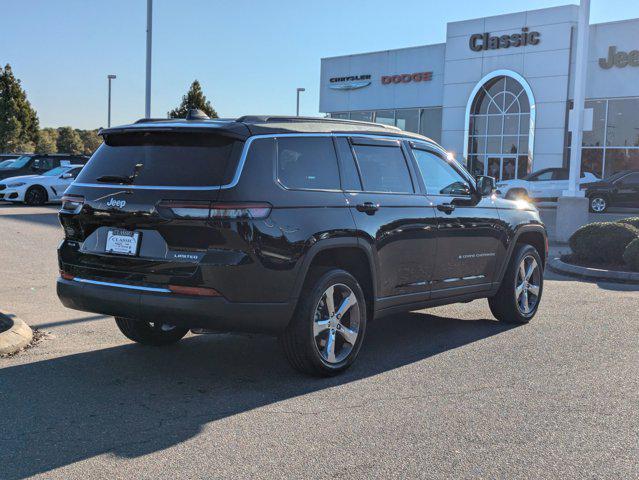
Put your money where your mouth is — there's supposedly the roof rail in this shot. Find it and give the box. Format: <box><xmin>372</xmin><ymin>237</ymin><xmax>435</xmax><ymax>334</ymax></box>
<box><xmin>133</xmin><ymin>118</ymin><xmax>175</xmax><ymax>124</ymax></box>
<box><xmin>235</xmin><ymin>115</ymin><xmax>402</xmax><ymax>131</ymax></box>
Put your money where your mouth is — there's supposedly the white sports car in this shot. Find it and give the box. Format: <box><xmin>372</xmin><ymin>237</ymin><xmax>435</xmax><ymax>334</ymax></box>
<box><xmin>495</xmin><ymin>168</ymin><xmax>598</xmax><ymax>201</ymax></box>
<box><xmin>0</xmin><ymin>164</ymin><xmax>84</xmax><ymax>206</ymax></box>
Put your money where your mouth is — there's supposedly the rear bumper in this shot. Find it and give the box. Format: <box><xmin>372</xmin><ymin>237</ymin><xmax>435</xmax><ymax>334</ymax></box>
<box><xmin>56</xmin><ymin>277</ymin><xmax>294</xmax><ymax>334</ymax></box>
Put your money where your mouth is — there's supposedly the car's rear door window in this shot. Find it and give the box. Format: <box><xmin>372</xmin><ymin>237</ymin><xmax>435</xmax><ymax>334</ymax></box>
<box><xmin>75</xmin><ymin>131</ymin><xmax>244</xmax><ymax>187</ymax></box>
<box><xmin>276</xmin><ymin>137</ymin><xmax>340</xmax><ymax>190</ymax></box>
<box><xmin>350</xmin><ymin>140</ymin><xmax>414</xmax><ymax>193</ymax></box>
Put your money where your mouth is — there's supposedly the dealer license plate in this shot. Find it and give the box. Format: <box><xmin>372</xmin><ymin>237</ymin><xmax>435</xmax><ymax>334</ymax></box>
<box><xmin>105</xmin><ymin>229</ymin><xmax>140</xmax><ymax>256</ymax></box>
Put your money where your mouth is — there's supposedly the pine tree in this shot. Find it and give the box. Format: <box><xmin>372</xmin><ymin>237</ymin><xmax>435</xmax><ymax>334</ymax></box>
<box><xmin>168</xmin><ymin>80</ymin><xmax>218</xmax><ymax>119</ymax></box>
<box><xmin>0</xmin><ymin>64</ymin><xmax>39</xmax><ymax>152</ymax></box>
<box><xmin>56</xmin><ymin>126</ymin><xmax>84</xmax><ymax>154</ymax></box>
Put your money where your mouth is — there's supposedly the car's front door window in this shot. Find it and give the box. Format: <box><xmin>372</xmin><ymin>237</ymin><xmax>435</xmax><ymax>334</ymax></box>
<box><xmin>411</xmin><ymin>148</ymin><xmax>471</xmax><ymax>196</ymax></box>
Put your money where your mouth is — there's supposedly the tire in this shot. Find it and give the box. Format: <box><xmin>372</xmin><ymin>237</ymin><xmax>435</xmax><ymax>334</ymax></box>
<box><xmin>24</xmin><ymin>185</ymin><xmax>48</xmax><ymax>206</ymax></box>
<box><xmin>489</xmin><ymin>244</ymin><xmax>543</xmax><ymax>324</ymax></box>
<box><xmin>589</xmin><ymin>195</ymin><xmax>608</xmax><ymax>213</ymax></box>
<box><xmin>114</xmin><ymin>317</ymin><xmax>189</xmax><ymax>346</ymax></box>
<box><xmin>281</xmin><ymin>268</ymin><xmax>367</xmax><ymax>377</ymax></box>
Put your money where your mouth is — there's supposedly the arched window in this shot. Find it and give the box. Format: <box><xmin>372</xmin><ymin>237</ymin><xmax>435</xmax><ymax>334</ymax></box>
<box><xmin>465</xmin><ymin>71</ymin><xmax>535</xmax><ymax>181</ymax></box>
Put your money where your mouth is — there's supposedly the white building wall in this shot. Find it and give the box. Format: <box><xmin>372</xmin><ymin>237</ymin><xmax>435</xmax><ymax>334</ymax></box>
<box><xmin>441</xmin><ymin>5</ymin><xmax>578</xmax><ymax>171</ymax></box>
<box><xmin>318</xmin><ymin>5</ymin><xmax>639</xmax><ymax>175</ymax></box>
<box><xmin>568</xmin><ymin>18</ymin><xmax>639</xmax><ymax>99</ymax></box>
<box><xmin>319</xmin><ymin>44</ymin><xmax>445</xmax><ymax>113</ymax></box>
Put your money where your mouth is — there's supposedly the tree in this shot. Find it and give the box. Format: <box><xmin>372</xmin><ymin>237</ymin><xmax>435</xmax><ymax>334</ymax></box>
<box><xmin>56</xmin><ymin>126</ymin><xmax>83</xmax><ymax>154</ymax></box>
<box><xmin>35</xmin><ymin>128</ymin><xmax>58</xmax><ymax>154</ymax></box>
<box><xmin>168</xmin><ymin>80</ymin><xmax>218</xmax><ymax>119</ymax></box>
<box><xmin>0</xmin><ymin>64</ymin><xmax>39</xmax><ymax>152</ymax></box>
<box><xmin>77</xmin><ymin>129</ymin><xmax>102</xmax><ymax>155</ymax></box>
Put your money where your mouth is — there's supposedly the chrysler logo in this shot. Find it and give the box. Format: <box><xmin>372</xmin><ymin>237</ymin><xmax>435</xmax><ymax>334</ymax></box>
<box><xmin>329</xmin><ymin>74</ymin><xmax>372</xmax><ymax>90</ymax></box>
<box><xmin>106</xmin><ymin>198</ymin><xmax>126</xmax><ymax>209</ymax></box>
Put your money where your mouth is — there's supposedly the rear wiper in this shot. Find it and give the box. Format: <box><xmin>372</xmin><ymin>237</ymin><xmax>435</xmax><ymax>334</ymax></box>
<box><xmin>95</xmin><ymin>164</ymin><xmax>143</xmax><ymax>185</ymax></box>
<box><xmin>95</xmin><ymin>175</ymin><xmax>133</xmax><ymax>184</ymax></box>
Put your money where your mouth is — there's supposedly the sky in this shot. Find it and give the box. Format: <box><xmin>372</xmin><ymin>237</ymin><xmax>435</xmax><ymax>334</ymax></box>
<box><xmin>2</xmin><ymin>0</ymin><xmax>639</xmax><ymax>130</ymax></box>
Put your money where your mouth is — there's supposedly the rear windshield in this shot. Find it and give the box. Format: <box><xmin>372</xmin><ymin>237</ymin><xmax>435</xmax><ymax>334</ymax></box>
<box><xmin>75</xmin><ymin>131</ymin><xmax>244</xmax><ymax>187</ymax></box>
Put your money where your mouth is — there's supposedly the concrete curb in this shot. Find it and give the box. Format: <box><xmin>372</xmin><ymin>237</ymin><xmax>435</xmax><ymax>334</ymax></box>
<box><xmin>548</xmin><ymin>257</ymin><xmax>639</xmax><ymax>284</ymax></box>
<box><xmin>0</xmin><ymin>313</ymin><xmax>33</xmax><ymax>355</ymax></box>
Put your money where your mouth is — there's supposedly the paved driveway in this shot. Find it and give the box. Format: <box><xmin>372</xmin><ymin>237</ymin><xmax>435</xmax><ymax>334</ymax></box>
<box><xmin>1</xmin><ymin>204</ymin><xmax>637</xmax><ymax>479</ymax></box>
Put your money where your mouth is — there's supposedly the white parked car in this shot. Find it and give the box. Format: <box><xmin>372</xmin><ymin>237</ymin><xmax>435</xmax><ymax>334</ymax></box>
<box><xmin>495</xmin><ymin>168</ymin><xmax>598</xmax><ymax>201</ymax></box>
<box><xmin>0</xmin><ymin>164</ymin><xmax>84</xmax><ymax>206</ymax></box>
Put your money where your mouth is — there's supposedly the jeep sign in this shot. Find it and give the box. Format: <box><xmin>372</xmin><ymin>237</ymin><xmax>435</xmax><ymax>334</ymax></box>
<box><xmin>599</xmin><ymin>45</ymin><xmax>639</xmax><ymax>69</ymax></box>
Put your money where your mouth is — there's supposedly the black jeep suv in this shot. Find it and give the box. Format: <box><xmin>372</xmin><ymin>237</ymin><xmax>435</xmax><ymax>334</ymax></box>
<box><xmin>57</xmin><ymin>112</ymin><xmax>547</xmax><ymax>376</ymax></box>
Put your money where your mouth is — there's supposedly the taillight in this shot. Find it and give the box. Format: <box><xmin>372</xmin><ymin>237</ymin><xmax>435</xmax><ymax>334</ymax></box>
<box><xmin>157</xmin><ymin>201</ymin><xmax>271</xmax><ymax>220</ymax></box>
<box><xmin>210</xmin><ymin>202</ymin><xmax>271</xmax><ymax>220</ymax></box>
<box><xmin>157</xmin><ymin>200</ymin><xmax>211</xmax><ymax>219</ymax></box>
<box><xmin>61</xmin><ymin>194</ymin><xmax>85</xmax><ymax>213</ymax></box>
<box><xmin>60</xmin><ymin>271</ymin><xmax>74</xmax><ymax>280</ymax></box>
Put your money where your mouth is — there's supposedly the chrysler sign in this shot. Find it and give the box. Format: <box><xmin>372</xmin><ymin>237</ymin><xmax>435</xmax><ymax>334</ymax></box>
<box><xmin>329</xmin><ymin>74</ymin><xmax>372</xmax><ymax>90</ymax></box>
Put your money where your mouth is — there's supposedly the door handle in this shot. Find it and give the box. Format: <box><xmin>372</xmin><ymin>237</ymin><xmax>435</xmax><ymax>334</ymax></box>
<box><xmin>436</xmin><ymin>203</ymin><xmax>456</xmax><ymax>214</ymax></box>
<box><xmin>356</xmin><ymin>202</ymin><xmax>380</xmax><ymax>215</ymax></box>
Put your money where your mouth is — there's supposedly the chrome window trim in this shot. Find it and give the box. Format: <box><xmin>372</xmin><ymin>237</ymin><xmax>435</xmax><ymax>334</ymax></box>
<box><xmin>72</xmin><ymin>277</ymin><xmax>171</xmax><ymax>293</ymax></box>
<box><xmin>463</xmin><ymin>70</ymin><xmax>536</xmax><ymax>176</ymax></box>
<box><xmin>72</xmin><ymin>133</ymin><xmax>432</xmax><ymax>191</ymax></box>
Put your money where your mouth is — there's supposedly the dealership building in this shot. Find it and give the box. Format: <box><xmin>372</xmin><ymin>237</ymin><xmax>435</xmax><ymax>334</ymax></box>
<box><xmin>319</xmin><ymin>4</ymin><xmax>639</xmax><ymax>181</ymax></box>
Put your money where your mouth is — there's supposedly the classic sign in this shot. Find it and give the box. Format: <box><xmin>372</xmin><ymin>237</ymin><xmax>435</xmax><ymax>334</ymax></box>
<box><xmin>381</xmin><ymin>71</ymin><xmax>433</xmax><ymax>85</ymax></box>
<box><xmin>329</xmin><ymin>75</ymin><xmax>372</xmax><ymax>90</ymax></box>
<box><xmin>469</xmin><ymin>27</ymin><xmax>540</xmax><ymax>51</ymax></box>
<box><xmin>599</xmin><ymin>45</ymin><xmax>639</xmax><ymax>69</ymax></box>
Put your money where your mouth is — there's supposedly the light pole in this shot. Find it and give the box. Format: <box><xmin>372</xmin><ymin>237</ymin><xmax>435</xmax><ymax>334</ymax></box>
<box><xmin>296</xmin><ymin>88</ymin><xmax>305</xmax><ymax>116</ymax></box>
<box><xmin>145</xmin><ymin>0</ymin><xmax>153</xmax><ymax>118</ymax></box>
<box><xmin>107</xmin><ymin>74</ymin><xmax>116</xmax><ymax>127</ymax></box>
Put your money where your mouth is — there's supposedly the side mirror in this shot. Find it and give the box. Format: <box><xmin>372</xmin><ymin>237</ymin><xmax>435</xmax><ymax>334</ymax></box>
<box><xmin>476</xmin><ymin>175</ymin><xmax>496</xmax><ymax>197</ymax></box>
<box><xmin>60</xmin><ymin>173</ymin><xmax>73</xmax><ymax>179</ymax></box>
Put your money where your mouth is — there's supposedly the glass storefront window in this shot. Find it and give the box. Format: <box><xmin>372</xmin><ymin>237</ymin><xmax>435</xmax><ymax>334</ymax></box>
<box><xmin>606</xmin><ymin>98</ymin><xmax>639</xmax><ymax>147</ymax></box>
<box><xmin>517</xmin><ymin>155</ymin><xmax>531</xmax><ymax>178</ymax></box>
<box><xmin>395</xmin><ymin>109</ymin><xmax>419</xmax><ymax>133</ymax></box>
<box><xmin>350</xmin><ymin>111</ymin><xmax>373</xmax><ymax>122</ymax></box>
<box><xmin>330</xmin><ymin>113</ymin><xmax>349</xmax><ymax>120</ymax></box>
<box><xmin>603</xmin><ymin>148</ymin><xmax>639</xmax><ymax>178</ymax></box>
<box><xmin>502</xmin><ymin>136</ymin><xmax>518</xmax><ymax>154</ymax></box>
<box><xmin>502</xmin><ymin>158</ymin><xmax>516</xmax><ymax>180</ymax></box>
<box><xmin>567</xmin><ymin>97</ymin><xmax>639</xmax><ymax>178</ymax></box>
<box><xmin>582</xmin><ymin>100</ymin><xmax>606</xmax><ymax>147</ymax></box>
<box><xmin>486</xmin><ymin>137</ymin><xmax>501</xmax><ymax>154</ymax></box>
<box><xmin>468</xmin><ymin>156</ymin><xmax>485</xmax><ymax>177</ymax></box>
<box><xmin>466</xmin><ymin>74</ymin><xmax>532</xmax><ymax>181</ymax></box>
<box><xmin>374</xmin><ymin>110</ymin><xmax>395</xmax><ymax>126</ymax></box>
<box><xmin>419</xmin><ymin>108</ymin><xmax>442</xmax><ymax>143</ymax></box>
<box><xmin>581</xmin><ymin>149</ymin><xmax>603</xmax><ymax>177</ymax></box>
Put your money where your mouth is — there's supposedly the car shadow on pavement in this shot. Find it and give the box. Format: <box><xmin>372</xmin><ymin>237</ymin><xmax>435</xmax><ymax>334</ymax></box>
<box><xmin>0</xmin><ymin>312</ymin><xmax>516</xmax><ymax>479</ymax></box>
<box><xmin>0</xmin><ymin>209</ymin><xmax>60</xmax><ymax>228</ymax></box>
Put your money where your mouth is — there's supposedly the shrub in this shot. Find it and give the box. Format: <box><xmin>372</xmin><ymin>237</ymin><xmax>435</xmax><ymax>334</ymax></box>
<box><xmin>569</xmin><ymin>222</ymin><xmax>639</xmax><ymax>264</ymax></box>
<box><xmin>617</xmin><ymin>217</ymin><xmax>639</xmax><ymax>229</ymax></box>
<box><xmin>623</xmin><ymin>238</ymin><xmax>639</xmax><ymax>271</ymax></box>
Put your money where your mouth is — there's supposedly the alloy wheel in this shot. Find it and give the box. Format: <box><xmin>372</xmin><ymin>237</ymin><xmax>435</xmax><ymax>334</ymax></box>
<box><xmin>515</xmin><ymin>255</ymin><xmax>541</xmax><ymax>315</ymax></box>
<box><xmin>27</xmin><ymin>188</ymin><xmax>45</xmax><ymax>205</ymax></box>
<box><xmin>313</xmin><ymin>283</ymin><xmax>361</xmax><ymax>364</ymax></box>
<box><xmin>591</xmin><ymin>197</ymin><xmax>606</xmax><ymax>213</ymax></box>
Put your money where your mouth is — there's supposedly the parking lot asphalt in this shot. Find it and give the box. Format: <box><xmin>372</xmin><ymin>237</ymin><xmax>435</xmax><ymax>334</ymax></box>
<box><xmin>0</xmin><ymin>204</ymin><xmax>637</xmax><ymax>479</ymax></box>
